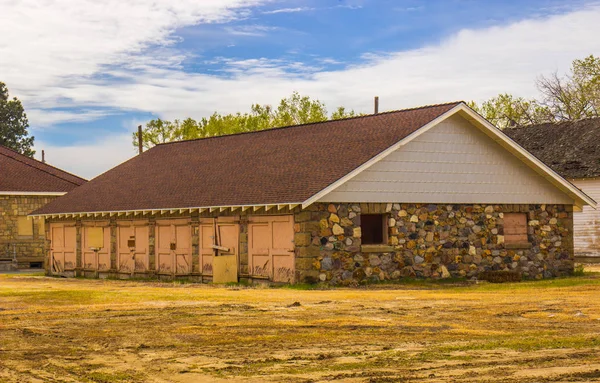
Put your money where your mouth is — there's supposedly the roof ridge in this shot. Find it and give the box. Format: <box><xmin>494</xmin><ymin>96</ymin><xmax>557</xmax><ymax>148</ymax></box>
<box><xmin>0</xmin><ymin>146</ymin><xmax>86</xmax><ymax>186</ymax></box>
<box><xmin>154</xmin><ymin>101</ymin><xmax>464</xmax><ymax>148</ymax></box>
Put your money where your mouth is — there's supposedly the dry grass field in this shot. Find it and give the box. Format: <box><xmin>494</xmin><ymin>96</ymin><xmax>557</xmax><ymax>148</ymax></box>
<box><xmin>1</xmin><ymin>266</ymin><xmax>600</xmax><ymax>383</ymax></box>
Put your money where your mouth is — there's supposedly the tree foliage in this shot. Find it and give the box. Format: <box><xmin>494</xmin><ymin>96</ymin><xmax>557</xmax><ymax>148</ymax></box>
<box><xmin>470</xmin><ymin>55</ymin><xmax>600</xmax><ymax>129</ymax></box>
<box><xmin>133</xmin><ymin>92</ymin><xmax>358</xmax><ymax>149</ymax></box>
<box><xmin>0</xmin><ymin>82</ymin><xmax>35</xmax><ymax>156</ymax></box>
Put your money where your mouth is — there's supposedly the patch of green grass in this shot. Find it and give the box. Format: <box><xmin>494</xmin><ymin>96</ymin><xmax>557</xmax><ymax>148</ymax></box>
<box><xmin>435</xmin><ymin>335</ymin><xmax>600</xmax><ymax>353</ymax></box>
<box><xmin>573</xmin><ymin>264</ymin><xmax>586</xmax><ymax>276</ymax></box>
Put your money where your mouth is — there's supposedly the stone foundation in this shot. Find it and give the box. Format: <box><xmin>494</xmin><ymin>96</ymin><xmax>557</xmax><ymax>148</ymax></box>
<box><xmin>295</xmin><ymin>203</ymin><xmax>574</xmax><ymax>284</ymax></box>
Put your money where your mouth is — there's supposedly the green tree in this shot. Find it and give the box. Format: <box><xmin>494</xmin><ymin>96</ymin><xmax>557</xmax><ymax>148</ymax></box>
<box><xmin>471</xmin><ymin>55</ymin><xmax>600</xmax><ymax>129</ymax></box>
<box><xmin>0</xmin><ymin>82</ymin><xmax>35</xmax><ymax>156</ymax></box>
<box><xmin>536</xmin><ymin>54</ymin><xmax>600</xmax><ymax>121</ymax></box>
<box><xmin>467</xmin><ymin>94</ymin><xmax>548</xmax><ymax>129</ymax></box>
<box><xmin>134</xmin><ymin>92</ymin><xmax>357</xmax><ymax>149</ymax></box>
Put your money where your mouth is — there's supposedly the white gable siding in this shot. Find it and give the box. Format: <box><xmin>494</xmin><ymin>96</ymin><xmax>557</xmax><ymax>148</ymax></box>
<box><xmin>318</xmin><ymin>115</ymin><xmax>573</xmax><ymax>204</ymax></box>
<box><xmin>572</xmin><ymin>178</ymin><xmax>600</xmax><ymax>258</ymax></box>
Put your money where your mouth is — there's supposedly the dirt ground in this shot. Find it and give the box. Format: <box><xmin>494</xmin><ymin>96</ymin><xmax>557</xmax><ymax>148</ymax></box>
<box><xmin>1</xmin><ymin>266</ymin><xmax>600</xmax><ymax>383</ymax></box>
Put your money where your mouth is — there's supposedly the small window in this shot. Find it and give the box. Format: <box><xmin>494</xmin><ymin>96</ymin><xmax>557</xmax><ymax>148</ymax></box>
<box><xmin>17</xmin><ymin>216</ymin><xmax>33</xmax><ymax>237</ymax></box>
<box><xmin>504</xmin><ymin>213</ymin><xmax>528</xmax><ymax>244</ymax></box>
<box><xmin>360</xmin><ymin>214</ymin><xmax>387</xmax><ymax>245</ymax></box>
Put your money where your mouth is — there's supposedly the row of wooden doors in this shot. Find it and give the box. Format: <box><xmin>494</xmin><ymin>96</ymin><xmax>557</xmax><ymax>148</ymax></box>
<box><xmin>49</xmin><ymin>215</ymin><xmax>294</xmax><ymax>282</ymax></box>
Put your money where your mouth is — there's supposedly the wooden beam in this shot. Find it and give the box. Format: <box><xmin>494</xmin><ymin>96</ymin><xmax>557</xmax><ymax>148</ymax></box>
<box><xmin>210</xmin><ymin>244</ymin><xmax>230</xmax><ymax>252</ymax></box>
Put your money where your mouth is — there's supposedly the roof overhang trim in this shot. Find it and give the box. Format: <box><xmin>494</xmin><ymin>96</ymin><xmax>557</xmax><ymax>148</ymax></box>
<box><xmin>0</xmin><ymin>191</ymin><xmax>67</xmax><ymax>196</ymax></box>
<box><xmin>29</xmin><ymin>203</ymin><xmax>304</xmax><ymax>219</ymax></box>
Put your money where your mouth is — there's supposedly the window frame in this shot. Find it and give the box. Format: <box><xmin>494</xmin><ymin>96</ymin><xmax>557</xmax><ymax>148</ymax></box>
<box><xmin>360</xmin><ymin>214</ymin><xmax>389</xmax><ymax>245</ymax></box>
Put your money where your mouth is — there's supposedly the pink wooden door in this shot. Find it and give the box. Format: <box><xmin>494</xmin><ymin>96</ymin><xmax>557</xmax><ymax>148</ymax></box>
<box><xmin>49</xmin><ymin>223</ymin><xmax>76</xmax><ymax>273</ymax></box>
<box><xmin>117</xmin><ymin>222</ymin><xmax>149</xmax><ymax>273</ymax></box>
<box><xmin>198</xmin><ymin>218</ymin><xmax>239</xmax><ymax>280</ymax></box>
<box><xmin>248</xmin><ymin>215</ymin><xmax>294</xmax><ymax>283</ymax></box>
<box><xmin>199</xmin><ymin>223</ymin><xmax>215</xmax><ymax>275</ymax></box>
<box><xmin>156</xmin><ymin>219</ymin><xmax>191</xmax><ymax>275</ymax></box>
<box><xmin>248</xmin><ymin>221</ymin><xmax>271</xmax><ymax>279</ymax></box>
<box><xmin>82</xmin><ymin>222</ymin><xmax>110</xmax><ymax>271</ymax></box>
<box><xmin>271</xmin><ymin>216</ymin><xmax>295</xmax><ymax>282</ymax></box>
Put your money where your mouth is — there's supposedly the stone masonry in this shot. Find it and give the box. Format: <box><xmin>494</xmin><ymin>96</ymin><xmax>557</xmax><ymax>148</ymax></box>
<box><xmin>0</xmin><ymin>195</ymin><xmax>55</xmax><ymax>268</ymax></box>
<box><xmin>295</xmin><ymin>203</ymin><xmax>574</xmax><ymax>285</ymax></box>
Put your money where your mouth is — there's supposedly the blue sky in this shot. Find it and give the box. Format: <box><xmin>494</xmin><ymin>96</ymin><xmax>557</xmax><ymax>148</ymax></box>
<box><xmin>1</xmin><ymin>0</ymin><xmax>599</xmax><ymax>178</ymax></box>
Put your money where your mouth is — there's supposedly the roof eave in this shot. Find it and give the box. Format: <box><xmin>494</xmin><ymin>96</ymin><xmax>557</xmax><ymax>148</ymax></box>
<box><xmin>29</xmin><ymin>203</ymin><xmax>304</xmax><ymax>219</ymax></box>
<box><xmin>0</xmin><ymin>191</ymin><xmax>67</xmax><ymax>196</ymax></box>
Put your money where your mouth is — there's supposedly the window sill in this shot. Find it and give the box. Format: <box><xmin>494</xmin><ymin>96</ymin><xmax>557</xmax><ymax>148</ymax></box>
<box><xmin>505</xmin><ymin>242</ymin><xmax>532</xmax><ymax>250</ymax></box>
<box><xmin>361</xmin><ymin>244</ymin><xmax>395</xmax><ymax>253</ymax></box>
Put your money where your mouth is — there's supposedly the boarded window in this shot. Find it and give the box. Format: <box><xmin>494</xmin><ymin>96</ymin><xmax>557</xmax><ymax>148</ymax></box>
<box><xmin>87</xmin><ymin>227</ymin><xmax>104</xmax><ymax>249</ymax></box>
<box><xmin>360</xmin><ymin>214</ymin><xmax>387</xmax><ymax>245</ymax></box>
<box><xmin>17</xmin><ymin>216</ymin><xmax>33</xmax><ymax>237</ymax></box>
<box><xmin>504</xmin><ymin>213</ymin><xmax>528</xmax><ymax>244</ymax></box>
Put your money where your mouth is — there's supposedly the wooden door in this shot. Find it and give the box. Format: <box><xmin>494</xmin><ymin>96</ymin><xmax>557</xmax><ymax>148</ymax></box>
<box><xmin>49</xmin><ymin>223</ymin><xmax>76</xmax><ymax>273</ymax></box>
<box><xmin>271</xmin><ymin>216</ymin><xmax>295</xmax><ymax>282</ymax></box>
<box><xmin>199</xmin><ymin>223</ymin><xmax>215</xmax><ymax>275</ymax></box>
<box><xmin>156</xmin><ymin>219</ymin><xmax>191</xmax><ymax>275</ymax></box>
<box><xmin>198</xmin><ymin>218</ymin><xmax>239</xmax><ymax>282</ymax></box>
<box><xmin>82</xmin><ymin>222</ymin><xmax>110</xmax><ymax>271</ymax></box>
<box><xmin>212</xmin><ymin>220</ymin><xmax>239</xmax><ymax>283</ymax></box>
<box><xmin>117</xmin><ymin>221</ymin><xmax>149</xmax><ymax>273</ymax></box>
<box><xmin>248</xmin><ymin>215</ymin><xmax>294</xmax><ymax>283</ymax></box>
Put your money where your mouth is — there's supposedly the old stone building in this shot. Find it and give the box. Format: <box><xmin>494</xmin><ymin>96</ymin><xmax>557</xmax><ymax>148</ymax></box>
<box><xmin>0</xmin><ymin>146</ymin><xmax>86</xmax><ymax>269</ymax></box>
<box><xmin>507</xmin><ymin>119</ymin><xmax>600</xmax><ymax>262</ymax></box>
<box><xmin>32</xmin><ymin>102</ymin><xmax>594</xmax><ymax>283</ymax></box>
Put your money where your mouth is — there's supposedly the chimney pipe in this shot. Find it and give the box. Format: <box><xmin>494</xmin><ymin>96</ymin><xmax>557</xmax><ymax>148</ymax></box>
<box><xmin>138</xmin><ymin>125</ymin><xmax>143</xmax><ymax>155</ymax></box>
<box><xmin>374</xmin><ymin>96</ymin><xmax>379</xmax><ymax>114</ymax></box>
<box><xmin>41</xmin><ymin>150</ymin><xmax>45</xmax><ymax>163</ymax></box>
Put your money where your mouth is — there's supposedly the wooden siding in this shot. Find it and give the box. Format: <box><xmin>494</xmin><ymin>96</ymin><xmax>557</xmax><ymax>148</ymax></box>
<box><xmin>572</xmin><ymin>178</ymin><xmax>600</xmax><ymax>257</ymax></box>
<box><xmin>319</xmin><ymin>115</ymin><xmax>574</xmax><ymax>204</ymax></box>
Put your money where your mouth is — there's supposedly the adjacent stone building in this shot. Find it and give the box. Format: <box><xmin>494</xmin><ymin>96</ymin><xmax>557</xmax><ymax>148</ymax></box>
<box><xmin>0</xmin><ymin>146</ymin><xmax>86</xmax><ymax>269</ymax></box>
<box><xmin>506</xmin><ymin>119</ymin><xmax>600</xmax><ymax>262</ymax></box>
<box><xmin>31</xmin><ymin>102</ymin><xmax>594</xmax><ymax>283</ymax></box>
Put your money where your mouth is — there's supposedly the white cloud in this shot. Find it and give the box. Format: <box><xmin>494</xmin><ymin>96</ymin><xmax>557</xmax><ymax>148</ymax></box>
<box><xmin>263</xmin><ymin>7</ymin><xmax>315</xmax><ymax>14</ymax></box>
<box><xmin>34</xmin><ymin>5</ymin><xmax>599</xmax><ymax>119</ymax></box>
<box><xmin>33</xmin><ymin>134</ymin><xmax>136</xmax><ymax>180</ymax></box>
<box><xmin>225</xmin><ymin>25</ymin><xmax>279</xmax><ymax>37</ymax></box>
<box><xmin>0</xmin><ymin>0</ymin><xmax>271</xmax><ymax>105</ymax></box>
<box><xmin>27</xmin><ymin>109</ymin><xmax>114</xmax><ymax>127</ymax></box>
<box><xmin>4</xmin><ymin>2</ymin><xmax>600</xmax><ymax>179</ymax></box>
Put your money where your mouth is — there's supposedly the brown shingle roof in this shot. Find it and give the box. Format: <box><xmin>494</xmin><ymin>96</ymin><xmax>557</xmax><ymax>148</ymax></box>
<box><xmin>0</xmin><ymin>146</ymin><xmax>86</xmax><ymax>193</ymax></box>
<box><xmin>33</xmin><ymin>102</ymin><xmax>462</xmax><ymax>214</ymax></box>
<box><xmin>505</xmin><ymin>118</ymin><xmax>600</xmax><ymax>179</ymax></box>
